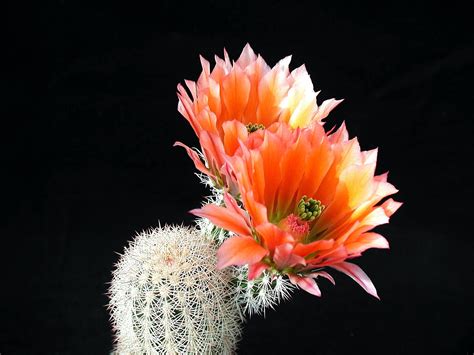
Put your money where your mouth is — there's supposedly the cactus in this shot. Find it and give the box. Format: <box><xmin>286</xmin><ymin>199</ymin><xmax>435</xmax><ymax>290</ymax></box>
<box><xmin>108</xmin><ymin>225</ymin><xmax>241</xmax><ymax>354</ymax></box>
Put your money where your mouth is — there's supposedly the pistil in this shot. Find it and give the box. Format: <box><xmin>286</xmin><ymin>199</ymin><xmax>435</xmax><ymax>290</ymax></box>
<box><xmin>296</xmin><ymin>195</ymin><xmax>325</xmax><ymax>221</ymax></box>
<box><xmin>246</xmin><ymin>123</ymin><xmax>265</xmax><ymax>133</ymax></box>
<box><xmin>281</xmin><ymin>214</ymin><xmax>310</xmax><ymax>238</ymax></box>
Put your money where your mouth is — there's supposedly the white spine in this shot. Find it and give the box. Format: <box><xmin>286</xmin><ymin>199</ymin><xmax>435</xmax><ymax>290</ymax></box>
<box><xmin>109</xmin><ymin>225</ymin><xmax>241</xmax><ymax>354</ymax></box>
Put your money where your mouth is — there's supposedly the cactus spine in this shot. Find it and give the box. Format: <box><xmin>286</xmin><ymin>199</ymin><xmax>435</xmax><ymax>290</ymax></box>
<box><xmin>109</xmin><ymin>225</ymin><xmax>241</xmax><ymax>354</ymax></box>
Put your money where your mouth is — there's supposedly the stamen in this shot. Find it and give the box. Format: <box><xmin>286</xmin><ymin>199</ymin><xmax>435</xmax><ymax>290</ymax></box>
<box><xmin>297</xmin><ymin>195</ymin><xmax>325</xmax><ymax>221</ymax></box>
<box><xmin>246</xmin><ymin>123</ymin><xmax>265</xmax><ymax>133</ymax></box>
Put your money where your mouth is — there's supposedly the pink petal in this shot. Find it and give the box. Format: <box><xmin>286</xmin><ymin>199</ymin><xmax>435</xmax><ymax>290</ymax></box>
<box><xmin>217</xmin><ymin>236</ymin><xmax>268</xmax><ymax>269</ymax></box>
<box><xmin>314</xmin><ymin>98</ymin><xmax>344</xmax><ymax>121</ymax></box>
<box><xmin>328</xmin><ymin>121</ymin><xmax>349</xmax><ymax>144</ymax></box>
<box><xmin>308</xmin><ymin>271</ymin><xmax>336</xmax><ymax>285</ymax></box>
<box><xmin>199</xmin><ymin>131</ymin><xmax>225</xmax><ymax>170</ymax></box>
<box><xmin>330</xmin><ymin>262</ymin><xmax>379</xmax><ymax>299</ymax></box>
<box><xmin>375</xmin><ymin>181</ymin><xmax>399</xmax><ymax>200</ymax></box>
<box><xmin>236</xmin><ymin>43</ymin><xmax>257</xmax><ymax>69</ymax></box>
<box><xmin>177</xmin><ymin>84</ymin><xmax>200</xmax><ymax>134</ymax></box>
<box><xmin>361</xmin><ymin>206</ymin><xmax>390</xmax><ymax>227</ymax></box>
<box><xmin>273</xmin><ymin>243</ymin><xmax>306</xmax><ymax>269</ymax></box>
<box><xmin>375</xmin><ymin>171</ymin><xmax>389</xmax><ymax>182</ymax></box>
<box><xmin>345</xmin><ymin>232</ymin><xmax>389</xmax><ymax>255</ymax></box>
<box><xmin>361</xmin><ymin>148</ymin><xmax>378</xmax><ymax>164</ymax></box>
<box><xmin>199</xmin><ymin>55</ymin><xmax>211</xmax><ymax>76</ymax></box>
<box><xmin>248</xmin><ymin>262</ymin><xmax>269</xmax><ymax>280</ymax></box>
<box><xmin>173</xmin><ymin>142</ymin><xmax>212</xmax><ymax>177</ymax></box>
<box><xmin>381</xmin><ymin>198</ymin><xmax>403</xmax><ymax>217</ymax></box>
<box><xmin>288</xmin><ymin>275</ymin><xmax>321</xmax><ymax>296</ymax></box>
<box><xmin>184</xmin><ymin>80</ymin><xmax>197</xmax><ymax>99</ymax></box>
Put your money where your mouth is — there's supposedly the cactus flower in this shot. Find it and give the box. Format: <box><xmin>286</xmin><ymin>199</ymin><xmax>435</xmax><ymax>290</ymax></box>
<box><xmin>175</xmin><ymin>44</ymin><xmax>342</xmax><ymax>187</ymax></box>
<box><xmin>192</xmin><ymin>122</ymin><xmax>401</xmax><ymax>298</ymax></box>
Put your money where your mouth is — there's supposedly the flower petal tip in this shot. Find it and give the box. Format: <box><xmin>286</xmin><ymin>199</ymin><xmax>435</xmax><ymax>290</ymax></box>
<box><xmin>189</xmin><ymin>208</ymin><xmax>202</xmax><ymax>217</ymax></box>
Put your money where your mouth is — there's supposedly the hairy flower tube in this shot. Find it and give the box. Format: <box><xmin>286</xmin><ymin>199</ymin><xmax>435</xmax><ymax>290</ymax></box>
<box><xmin>192</xmin><ymin>122</ymin><xmax>402</xmax><ymax>298</ymax></box>
<box><xmin>175</xmin><ymin>44</ymin><xmax>342</xmax><ymax>188</ymax></box>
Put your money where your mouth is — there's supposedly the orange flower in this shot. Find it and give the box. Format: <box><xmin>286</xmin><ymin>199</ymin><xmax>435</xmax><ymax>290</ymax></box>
<box><xmin>175</xmin><ymin>44</ymin><xmax>342</xmax><ymax>187</ymax></box>
<box><xmin>192</xmin><ymin>122</ymin><xmax>401</xmax><ymax>297</ymax></box>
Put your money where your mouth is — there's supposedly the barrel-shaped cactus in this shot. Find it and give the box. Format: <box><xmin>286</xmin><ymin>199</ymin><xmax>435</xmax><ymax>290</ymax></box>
<box><xmin>108</xmin><ymin>225</ymin><xmax>241</xmax><ymax>354</ymax></box>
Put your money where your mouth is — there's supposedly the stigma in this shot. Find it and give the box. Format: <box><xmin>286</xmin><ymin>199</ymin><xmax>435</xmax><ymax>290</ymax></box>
<box><xmin>296</xmin><ymin>195</ymin><xmax>325</xmax><ymax>221</ymax></box>
<box><xmin>279</xmin><ymin>213</ymin><xmax>310</xmax><ymax>240</ymax></box>
<box><xmin>246</xmin><ymin>123</ymin><xmax>265</xmax><ymax>133</ymax></box>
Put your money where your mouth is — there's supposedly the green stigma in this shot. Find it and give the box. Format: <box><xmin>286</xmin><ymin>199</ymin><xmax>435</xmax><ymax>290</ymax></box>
<box><xmin>297</xmin><ymin>195</ymin><xmax>325</xmax><ymax>221</ymax></box>
<box><xmin>246</xmin><ymin>123</ymin><xmax>265</xmax><ymax>133</ymax></box>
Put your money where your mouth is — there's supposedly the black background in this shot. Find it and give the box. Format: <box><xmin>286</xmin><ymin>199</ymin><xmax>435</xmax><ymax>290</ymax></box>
<box><xmin>4</xmin><ymin>1</ymin><xmax>473</xmax><ymax>354</ymax></box>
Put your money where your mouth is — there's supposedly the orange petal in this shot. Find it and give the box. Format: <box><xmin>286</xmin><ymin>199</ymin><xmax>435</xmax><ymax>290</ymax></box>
<box><xmin>296</xmin><ymin>127</ymin><xmax>334</xmax><ymax>200</ymax></box>
<box><xmin>196</xmin><ymin>109</ymin><xmax>219</xmax><ymax>135</ymax></box>
<box><xmin>191</xmin><ymin>204</ymin><xmax>251</xmax><ymax>237</ymax></box>
<box><xmin>275</xmin><ymin>134</ymin><xmax>308</xmax><ymax>215</ymax></box>
<box><xmin>260</xmin><ymin>131</ymin><xmax>284</xmax><ymax>215</ymax></box>
<box><xmin>223</xmin><ymin>192</ymin><xmax>251</xmax><ymax>226</ymax></box>
<box><xmin>221</xmin><ymin>65</ymin><xmax>250</xmax><ymax>120</ymax></box>
<box><xmin>241</xmin><ymin>190</ymin><xmax>269</xmax><ymax>226</ymax></box>
<box><xmin>256</xmin><ymin>56</ymin><xmax>291</xmax><ymax>125</ymax></box>
<box><xmin>255</xmin><ymin>223</ymin><xmax>293</xmax><ymax>254</ymax></box>
<box><xmin>217</xmin><ymin>236</ymin><xmax>268</xmax><ymax>269</ymax></box>
<box><xmin>340</xmin><ymin>162</ymin><xmax>377</xmax><ymax>210</ymax></box>
<box><xmin>309</xmin><ymin>245</ymin><xmax>349</xmax><ymax>266</ymax></box>
<box><xmin>243</xmin><ymin>55</ymin><xmax>270</xmax><ymax>123</ymax></box>
<box><xmin>199</xmin><ymin>131</ymin><xmax>225</xmax><ymax>171</ymax></box>
<box><xmin>222</xmin><ymin>120</ymin><xmax>248</xmax><ymax>156</ymax></box>
<box><xmin>293</xmin><ymin>239</ymin><xmax>335</xmax><ymax>258</ymax></box>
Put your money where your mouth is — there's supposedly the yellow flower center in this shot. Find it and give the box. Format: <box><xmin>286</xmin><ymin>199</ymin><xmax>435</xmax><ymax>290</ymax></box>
<box><xmin>246</xmin><ymin>123</ymin><xmax>265</xmax><ymax>133</ymax></box>
<box><xmin>296</xmin><ymin>195</ymin><xmax>325</xmax><ymax>221</ymax></box>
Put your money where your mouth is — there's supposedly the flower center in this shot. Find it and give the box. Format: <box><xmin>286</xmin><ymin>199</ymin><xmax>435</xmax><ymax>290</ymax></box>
<box><xmin>246</xmin><ymin>123</ymin><xmax>265</xmax><ymax>133</ymax></box>
<box><xmin>279</xmin><ymin>213</ymin><xmax>310</xmax><ymax>240</ymax></box>
<box><xmin>296</xmin><ymin>195</ymin><xmax>325</xmax><ymax>221</ymax></box>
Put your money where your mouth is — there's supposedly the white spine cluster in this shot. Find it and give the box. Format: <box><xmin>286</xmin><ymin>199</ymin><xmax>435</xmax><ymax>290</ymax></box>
<box><xmin>196</xmin><ymin>214</ymin><xmax>295</xmax><ymax>317</ymax></box>
<box><xmin>108</xmin><ymin>225</ymin><xmax>241</xmax><ymax>354</ymax></box>
<box><xmin>232</xmin><ymin>266</ymin><xmax>295</xmax><ymax>317</ymax></box>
